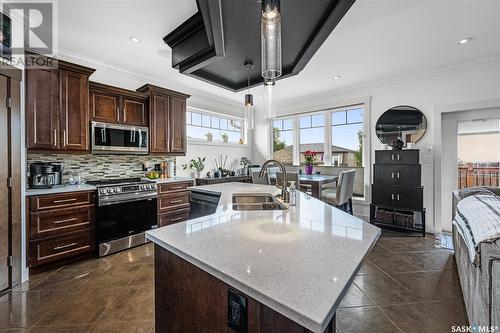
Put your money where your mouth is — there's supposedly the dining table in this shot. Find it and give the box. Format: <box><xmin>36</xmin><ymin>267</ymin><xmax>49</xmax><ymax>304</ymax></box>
<box><xmin>297</xmin><ymin>174</ymin><xmax>339</xmax><ymax>199</ymax></box>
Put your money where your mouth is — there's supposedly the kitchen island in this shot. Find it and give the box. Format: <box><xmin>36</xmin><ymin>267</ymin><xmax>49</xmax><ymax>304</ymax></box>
<box><xmin>146</xmin><ymin>183</ymin><xmax>380</xmax><ymax>333</ymax></box>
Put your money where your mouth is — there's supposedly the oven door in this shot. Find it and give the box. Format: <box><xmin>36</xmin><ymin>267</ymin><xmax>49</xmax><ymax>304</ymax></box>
<box><xmin>91</xmin><ymin>121</ymin><xmax>148</xmax><ymax>154</ymax></box>
<box><xmin>96</xmin><ymin>197</ymin><xmax>158</xmax><ymax>245</ymax></box>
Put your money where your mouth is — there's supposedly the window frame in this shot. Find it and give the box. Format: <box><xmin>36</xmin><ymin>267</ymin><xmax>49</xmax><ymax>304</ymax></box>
<box><xmin>269</xmin><ymin>100</ymin><xmax>371</xmax><ymax>203</ymax></box>
<box><xmin>186</xmin><ymin>107</ymin><xmax>245</xmax><ymax>144</ymax></box>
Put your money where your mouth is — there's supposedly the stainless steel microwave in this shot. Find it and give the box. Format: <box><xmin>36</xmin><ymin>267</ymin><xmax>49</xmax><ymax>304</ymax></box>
<box><xmin>91</xmin><ymin>121</ymin><xmax>149</xmax><ymax>154</ymax></box>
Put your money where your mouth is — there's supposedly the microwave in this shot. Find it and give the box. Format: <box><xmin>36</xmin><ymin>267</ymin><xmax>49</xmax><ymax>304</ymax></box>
<box><xmin>91</xmin><ymin>121</ymin><xmax>149</xmax><ymax>154</ymax></box>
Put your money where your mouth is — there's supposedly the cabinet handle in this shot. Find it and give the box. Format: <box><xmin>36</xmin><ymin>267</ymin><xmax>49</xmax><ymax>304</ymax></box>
<box><xmin>53</xmin><ymin>129</ymin><xmax>57</xmax><ymax>147</ymax></box>
<box><xmin>391</xmin><ymin>172</ymin><xmax>395</xmax><ymax>179</ymax></box>
<box><xmin>170</xmin><ymin>199</ymin><xmax>183</xmax><ymax>204</ymax></box>
<box><xmin>391</xmin><ymin>154</ymin><xmax>394</xmax><ymax>161</ymax></box>
<box><xmin>170</xmin><ymin>186</ymin><xmax>183</xmax><ymax>190</ymax></box>
<box><xmin>53</xmin><ymin>217</ymin><xmax>77</xmax><ymax>224</ymax></box>
<box><xmin>53</xmin><ymin>198</ymin><xmax>78</xmax><ymax>204</ymax></box>
<box><xmin>170</xmin><ymin>216</ymin><xmax>184</xmax><ymax>222</ymax></box>
<box><xmin>53</xmin><ymin>242</ymin><xmax>77</xmax><ymax>250</ymax></box>
<box><xmin>397</xmin><ymin>194</ymin><xmax>400</xmax><ymax>201</ymax></box>
<box><xmin>116</xmin><ymin>107</ymin><xmax>120</xmax><ymax>122</ymax></box>
<box><xmin>397</xmin><ymin>172</ymin><xmax>400</xmax><ymax>179</ymax></box>
<box><xmin>391</xmin><ymin>193</ymin><xmax>395</xmax><ymax>200</ymax></box>
<box><xmin>397</xmin><ymin>154</ymin><xmax>400</xmax><ymax>161</ymax></box>
<box><xmin>63</xmin><ymin>129</ymin><xmax>67</xmax><ymax>146</ymax></box>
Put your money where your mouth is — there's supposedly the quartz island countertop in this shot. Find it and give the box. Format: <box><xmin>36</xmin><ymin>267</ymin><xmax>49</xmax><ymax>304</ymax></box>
<box><xmin>146</xmin><ymin>182</ymin><xmax>380</xmax><ymax>333</ymax></box>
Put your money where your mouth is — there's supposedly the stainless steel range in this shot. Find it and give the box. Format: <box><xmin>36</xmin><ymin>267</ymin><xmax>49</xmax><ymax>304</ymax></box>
<box><xmin>87</xmin><ymin>178</ymin><xmax>158</xmax><ymax>256</ymax></box>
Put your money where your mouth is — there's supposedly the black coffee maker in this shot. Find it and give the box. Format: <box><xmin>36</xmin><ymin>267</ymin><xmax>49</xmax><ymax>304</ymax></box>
<box><xmin>29</xmin><ymin>162</ymin><xmax>64</xmax><ymax>189</ymax></box>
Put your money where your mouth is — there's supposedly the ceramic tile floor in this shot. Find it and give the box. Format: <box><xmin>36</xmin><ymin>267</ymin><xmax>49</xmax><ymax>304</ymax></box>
<box><xmin>0</xmin><ymin>232</ymin><xmax>468</xmax><ymax>333</ymax></box>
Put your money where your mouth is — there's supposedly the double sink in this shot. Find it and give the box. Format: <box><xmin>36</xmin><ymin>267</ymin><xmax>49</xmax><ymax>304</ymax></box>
<box><xmin>232</xmin><ymin>193</ymin><xmax>287</xmax><ymax>211</ymax></box>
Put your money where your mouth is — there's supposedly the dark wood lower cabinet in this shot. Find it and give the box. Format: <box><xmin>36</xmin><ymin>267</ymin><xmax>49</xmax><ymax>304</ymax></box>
<box><xmin>157</xmin><ymin>181</ymin><xmax>193</xmax><ymax>226</ymax></box>
<box><xmin>27</xmin><ymin>191</ymin><xmax>96</xmax><ymax>272</ymax></box>
<box><xmin>155</xmin><ymin>245</ymin><xmax>336</xmax><ymax>333</ymax></box>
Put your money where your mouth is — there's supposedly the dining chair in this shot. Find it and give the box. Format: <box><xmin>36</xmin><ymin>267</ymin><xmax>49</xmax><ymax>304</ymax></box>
<box><xmin>276</xmin><ymin>172</ymin><xmax>301</xmax><ymax>189</ymax></box>
<box><xmin>321</xmin><ymin>169</ymin><xmax>356</xmax><ymax>214</ymax></box>
<box><xmin>251</xmin><ymin>171</ymin><xmax>270</xmax><ymax>185</ymax></box>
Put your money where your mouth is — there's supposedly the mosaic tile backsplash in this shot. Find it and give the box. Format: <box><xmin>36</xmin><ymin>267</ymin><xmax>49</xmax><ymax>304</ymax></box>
<box><xmin>27</xmin><ymin>153</ymin><xmax>175</xmax><ymax>182</ymax></box>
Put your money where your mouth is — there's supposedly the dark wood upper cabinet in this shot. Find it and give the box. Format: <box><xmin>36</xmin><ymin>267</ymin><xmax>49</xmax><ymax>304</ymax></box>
<box><xmin>26</xmin><ymin>67</ymin><xmax>59</xmax><ymax>149</ymax></box>
<box><xmin>89</xmin><ymin>82</ymin><xmax>148</xmax><ymax>127</ymax></box>
<box><xmin>136</xmin><ymin>84</ymin><xmax>190</xmax><ymax>155</ymax></box>
<box><xmin>60</xmin><ymin>69</ymin><xmax>90</xmax><ymax>151</ymax></box>
<box><xmin>25</xmin><ymin>52</ymin><xmax>95</xmax><ymax>151</ymax></box>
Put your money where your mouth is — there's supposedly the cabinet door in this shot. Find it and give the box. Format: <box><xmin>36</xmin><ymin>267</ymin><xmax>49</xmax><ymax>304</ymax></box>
<box><xmin>89</xmin><ymin>89</ymin><xmax>119</xmax><ymax>123</ymax></box>
<box><xmin>122</xmin><ymin>96</ymin><xmax>147</xmax><ymax>126</ymax></box>
<box><xmin>60</xmin><ymin>70</ymin><xmax>89</xmax><ymax>151</ymax></box>
<box><xmin>169</xmin><ymin>96</ymin><xmax>187</xmax><ymax>154</ymax></box>
<box><xmin>26</xmin><ymin>68</ymin><xmax>59</xmax><ymax>149</ymax></box>
<box><xmin>150</xmin><ymin>94</ymin><xmax>170</xmax><ymax>153</ymax></box>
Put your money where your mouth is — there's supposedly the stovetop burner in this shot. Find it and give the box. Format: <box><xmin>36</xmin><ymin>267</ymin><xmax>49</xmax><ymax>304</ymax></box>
<box><xmin>86</xmin><ymin>177</ymin><xmax>148</xmax><ymax>186</ymax></box>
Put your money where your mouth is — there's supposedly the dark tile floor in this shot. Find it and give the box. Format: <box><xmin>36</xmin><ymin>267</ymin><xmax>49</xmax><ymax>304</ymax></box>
<box><xmin>0</xmin><ymin>233</ymin><xmax>468</xmax><ymax>333</ymax></box>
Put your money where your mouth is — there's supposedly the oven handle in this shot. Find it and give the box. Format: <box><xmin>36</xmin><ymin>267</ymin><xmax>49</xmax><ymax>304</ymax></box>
<box><xmin>98</xmin><ymin>192</ymin><xmax>158</xmax><ymax>206</ymax></box>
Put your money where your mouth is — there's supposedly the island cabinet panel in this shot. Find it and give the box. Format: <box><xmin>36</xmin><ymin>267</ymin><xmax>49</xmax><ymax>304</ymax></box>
<box><xmin>25</xmin><ymin>52</ymin><xmax>95</xmax><ymax>152</ymax></box>
<box><xmin>155</xmin><ymin>245</ymin><xmax>336</xmax><ymax>333</ymax></box>
<box><xmin>27</xmin><ymin>190</ymin><xmax>96</xmax><ymax>272</ymax></box>
<box><xmin>89</xmin><ymin>82</ymin><xmax>148</xmax><ymax>126</ymax></box>
<box><xmin>136</xmin><ymin>84</ymin><xmax>190</xmax><ymax>155</ymax></box>
<box><xmin>156</xmin><ymin>181</ymin><xmax>193</xmax><ymax>227</ymax></box>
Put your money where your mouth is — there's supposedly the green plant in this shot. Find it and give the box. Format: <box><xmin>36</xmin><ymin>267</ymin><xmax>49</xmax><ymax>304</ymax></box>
<box><xmin>273</xmin><ymin>127</ymin><xmax>286</xmax><ymax>151</ymax></box>
<box><xmin>240</xmin><ymin>157</ymin><xmax>252</xmax><ymax>168</ymax></box>
<box><xmin>205</xmin><ymin>132</ymin><xmax>213</xmax><ymax>139</ymax></box>
<box><xmin>182</xmin><ymin>157</ymin><xmax>206</xmax><ymax>172</ymax></box>
<box><xmin>221</xmin><ymin>133</ymin><xmax>228</xmax><ymax>140</ymax></box>
<box><xmin>355</xmin><ymin>130</ymin><xmax>363</xmax><ymax>167</ymax></box>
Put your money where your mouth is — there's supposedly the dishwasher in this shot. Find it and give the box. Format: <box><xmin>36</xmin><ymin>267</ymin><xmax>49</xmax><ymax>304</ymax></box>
<box><xmin>189</xmin><ymin>190</ymin><xmax>221</xmax><ymax>219</ymax></box>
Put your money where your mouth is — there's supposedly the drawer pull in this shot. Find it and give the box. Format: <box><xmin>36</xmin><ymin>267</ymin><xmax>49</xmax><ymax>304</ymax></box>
<box><xmin>170</xmin><ymin>216</ymin><xmax>184</xmax><ymax>222</ymax></box>
<box><xmin>53</xmin><ymin>218</ymin><xmax>78</xmax><ymax>224</ymax></box>
<box><xmin>54</xmin><ymin>242</ymin><xmax>77</xmax><ymax>250</ymax></box>
<box><xmin>53</xmin><ymin>198</ymin><xmax>78</xmax><ymax>204</ymax></box>
<box><xmin>170</xmin><ymin>199</ymin><xmax>184</xmax><ymax>204</ymax></box>
<box><xmin>170</xmin><ymin>186</ymin><xmax>183</xmax><ymax>190</ymax></box>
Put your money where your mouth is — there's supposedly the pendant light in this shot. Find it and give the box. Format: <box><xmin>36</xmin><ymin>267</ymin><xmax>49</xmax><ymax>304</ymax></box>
<box><xmin>261</xmin><ymin>0</ymin><xmax>282</xmax><ymax>81</ymax></box>
<box><xmin>263</xmin><ymin>78</ymin><xmax>276</xmax><ymax>119</ymax></box>
<box><xmin>243</xmin><ymin>62</ymin><xmax>254</xmax><ymax>130</ymax></box>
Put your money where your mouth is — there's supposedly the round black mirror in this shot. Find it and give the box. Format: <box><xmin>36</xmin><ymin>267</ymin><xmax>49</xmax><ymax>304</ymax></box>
<box><xmin>376</xmin><ymin>106</ymin><xmax>427</xmax><ymax>145</ymax></box>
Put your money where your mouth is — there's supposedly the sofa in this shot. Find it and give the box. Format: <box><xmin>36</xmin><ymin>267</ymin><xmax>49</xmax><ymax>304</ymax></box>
<box><xmin>452</xmin><ymin>186</ymin><xmax>500</xmax><ymax>327</ymax></box>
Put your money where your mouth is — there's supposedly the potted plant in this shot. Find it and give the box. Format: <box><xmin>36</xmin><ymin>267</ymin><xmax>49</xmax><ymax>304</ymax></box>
<box><xmin>205</xmin><ymin>132</ymin><xmax>213</xmax><ymax>142</ymax></box>
<box><xmin>240</xmin><ymin>157</ymin><xmax>252</xmax><ymax>175</ymax></box>
<box><xmin>221</xmin><ymin>133</ymin><xmax>229</xmax><ymax>143</ymax></box>
<box><xmin>182</xmin><ymin>157</ymin><xmax>206</xmax><ymax>178</ymax></box>
<box><xmin>303</xmin><ymin>150</ymin><xmax>318</xmax><ymax>175</ymax></box>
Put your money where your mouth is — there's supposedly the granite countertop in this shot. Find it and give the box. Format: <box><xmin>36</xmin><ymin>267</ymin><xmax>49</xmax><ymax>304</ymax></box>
<box><xmin>25</xmin><ymin>184</ymin><xmax>97</xmax><ymax>196</ymax></box>
<box><xmin>146</xmin><ymin>182</ymin><xmax>381</xmax><ymax>333</ymax></box>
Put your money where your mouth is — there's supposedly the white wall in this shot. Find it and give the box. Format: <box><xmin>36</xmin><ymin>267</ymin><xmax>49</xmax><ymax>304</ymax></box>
<box><xmin>253</xmin><ymin>59</ymin><xmax>500</xmax><ymax>233</ymax></box>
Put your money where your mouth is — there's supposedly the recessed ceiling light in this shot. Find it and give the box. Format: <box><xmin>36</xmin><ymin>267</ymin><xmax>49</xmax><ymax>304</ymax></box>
<box><xmin>129</xmin><ymin>36</ymin><xmax>141</xmax><ymax>43</ymax></box>
<box><xmin>458</xmin><ymin>37</ymin><xmax>472</xmax><ymax>45</ymax></box>
<box><xmin>333</xmin><ymin>75</ymin><xmax>341</xmax><ymax>80</ymax></box>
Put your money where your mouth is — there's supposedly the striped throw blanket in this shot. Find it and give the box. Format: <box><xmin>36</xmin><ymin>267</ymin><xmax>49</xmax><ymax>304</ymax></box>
<box><xmin>453</xmin><ymin>193</ymin><xmax>500</xmax><ymax>265</ymax></box>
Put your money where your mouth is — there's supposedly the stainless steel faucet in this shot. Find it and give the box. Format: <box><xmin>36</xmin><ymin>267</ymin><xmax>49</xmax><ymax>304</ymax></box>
<box><xmin>259</xmin><ymin>159</ymin><xmax>289</xmax><ymax>203</ymax></box>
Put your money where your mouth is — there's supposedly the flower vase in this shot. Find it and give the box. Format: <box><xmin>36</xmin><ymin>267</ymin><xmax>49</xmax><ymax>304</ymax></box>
<box><xmin>305</xmin><ymin>164</ymin><xmax>314</xmax><ymax>175</ymax></box>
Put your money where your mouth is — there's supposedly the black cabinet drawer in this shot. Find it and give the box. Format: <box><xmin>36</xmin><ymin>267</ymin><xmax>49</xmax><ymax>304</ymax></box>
<box><xmin>375</xmin><ymin>150</ymin><xmax>419</xmax><ymax>164</ymax></box>
<box><xmin>372</xmin><ymin>185</ymin><xmax>423</xmax><ymax>210</ymax></box>
<box><xmin>373</xmin><ymin>165</ymin><xmax>421</xmax><ymax>186</ymax></box>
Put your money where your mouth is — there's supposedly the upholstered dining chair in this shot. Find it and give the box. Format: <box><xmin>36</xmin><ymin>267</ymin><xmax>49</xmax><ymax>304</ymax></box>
<box><xmin>276</xmin><ymin>172</ymin><xmax>300</xmax><ymax>189</ymax></box>
<box><xmin>251</xmin><ymin>171</ymin><xmax>270</xmax><ymax>185</ymax></box>
<box><xmin>321</xmin><ymin>169</ymin><xmax>356</xmax><ymax>214</ymax></box>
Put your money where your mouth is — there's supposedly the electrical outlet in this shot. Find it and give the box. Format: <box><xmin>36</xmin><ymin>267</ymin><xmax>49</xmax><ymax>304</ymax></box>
<box><xmin>227</xmin><ymin>289</ymin><xmax>247</xmax><ymax>332</ymax></box>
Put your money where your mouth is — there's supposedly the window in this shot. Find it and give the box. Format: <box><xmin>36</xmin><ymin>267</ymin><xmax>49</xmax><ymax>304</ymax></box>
<box><xmin>186</xmin><ymin>110</ymin><xmax>244</xmax><ymax>143</ymax></box>
<box><xmin>299</xmin><ymin>114</ymin><xmax>325</xmax><ymax>163</ymax></box>
<box><xmin>272</xmin><ymin>118</ymin><xmax>294</xmax><ymax>164</ymax></box>
<box><xmin>270</xmin><ymin>104</ymin><xmax>368</xmax><ymax>199</ymax></box>
<box><xmin>331</xmin><ymin>108</ymin><xmax>364</xmax><ymax>167</ymax></box>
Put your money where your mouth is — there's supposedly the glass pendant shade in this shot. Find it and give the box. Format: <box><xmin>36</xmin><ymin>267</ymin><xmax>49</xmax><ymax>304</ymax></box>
<box><xmin>244</xmin><ymin>94</ymin><xmax>254</xmax><ymax>130</ymax></box>
<box><xmin>261</xmin><ymin>0</ymin><xmax>282</xmax><ymax>80</ymax></box>
<box><xmin>264</xmin><ymin>79</ymin><xmax>276</xmax><ymax>119</ymax></box>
